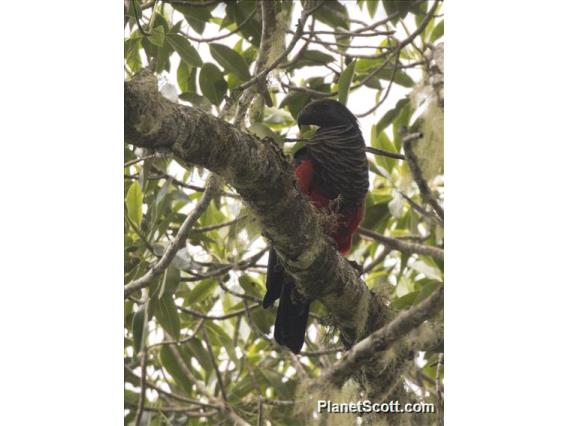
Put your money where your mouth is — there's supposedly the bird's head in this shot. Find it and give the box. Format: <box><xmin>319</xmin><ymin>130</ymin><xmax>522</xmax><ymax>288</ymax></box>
<box><xmin>297</xmin><ymin>99</ymin><xmax>359</xmax><ymax>129</ymax></box>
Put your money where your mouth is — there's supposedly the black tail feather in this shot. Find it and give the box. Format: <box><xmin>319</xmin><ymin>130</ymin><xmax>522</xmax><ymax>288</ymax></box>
<box><xmin>263</xmin><ymin>248</ymin><xmax>309</xmax><ymax>353</ymax></box>
<box><xmin>263</xmin><ymin>249</ymin><xmax>284</xmax><ymax>308</ymax></box>
<box><xmin>274</xmin><ymin>278</ymin><xmax>310</xmax><ymax>354</ymax></box>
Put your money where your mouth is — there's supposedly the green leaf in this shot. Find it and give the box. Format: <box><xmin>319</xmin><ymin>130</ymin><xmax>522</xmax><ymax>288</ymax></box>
<box><xmin>209</xmin><ymin>43</ymin><xmax>251</xmax><ymax>81</ymax></box>
<box><xmin>159</xmin><ymin>345</ymin><xmax>195</xmax><ymax>394</ymax></box>
<box><xmin>383</xmin><ymin>0</ymin><xmax>412</xmax><ymax>23</ymax></box>
<box><xmin>375</xmin><ymin>98</ymin><xmax>410</xmax><ymax>135</ymax></box>
<box><xmin>186</xmin><ymin>278</ymin><xmax>217</xmax><ymax>305</ymax></box>
<box><xmin>238</xmin><ymin>274</ymin><xmax>263</xmax><ymax>298</ymax></box>
<box><xmin>154</xmin><ymin>295</ymin><xmax>181</xmax><ymax>340</ymax></box>
<box><xmin>291</xmin><ymin>50</ymin><xmax>335</xmax><ymax>69</ymax></box>
<box><xmin>186</xmin><ymin>337</ymin><xmax>213</xmax><ymax>376</ymax></box>
<box><xmin>410</xmin><ymin>260</ymin><xmax>443</xmax><ymax>282</ymax></box>
<box><xmin>132</xmin><ymin>303</ymin><xmax>147</xmax><ymax>354</ymax></box>
<box><xmin>147</xmin><ymin>25</ymin><xmax>165</xmax><ymax>47</ymax></box>
<box><xmin>166</xmin><ymin>34</ymin><xmax>203</xmax><ymax>67</ymax></box>
<box><xmin>176</xmin><ymin>61</ymin><xmax>192</xmax><ymax>93</ymax></box>
<box><xmin>248</xmin><ymin>123</ymin><xmax>280</xmax><ymax>141</ymax></box>
<box><xmin>158</xmin><ymin>267</ymin><xmax>180</xmax><ymax>298</ymax></box>
<box><xmin>206</xmin><ymin>322</ymin><xmax>238</xmax><ymax>364</ymax></box>
<box><xmin>337</xmin><ymin>60</ymin><xmax>357</xmax><ymax>105</ymax></box>
<box><xmin>313</xmin><ymin>0</ymin><xmax>349</xmax><ymax>29</ymax></box>
<box><xmin>171</xmin><ymin>4</ymin><xmax>212</xmax><ymax>34</ymax></box>
<box><xmin>125</xmin><ymin>38</ymin><xmax>142</xmax><ymax>72</ymax></box>
<box><xmin>279</xmin><ymin>91</ymin><xmax>310</xmax><ymax>119</ymax></box>
<box><xmin>367</xmin><ymin>0</ymin><xmax>379</xmax><ymax>17</ymax></box>
<box><xmin>126</xmin><ymin>181</ymin><xmax>143</xmax><ymax>228</ymax></box>
<box><xmin>199</xmin><ymin>63</ymin><xmax>227</xmax><ymax>106</ymax></box>
<box><xmin>179</xmin><ymin>92</ymin><xmax>212</xmax><ymax>108</ymax></box>
<box><xmin>430</xmin><ymin>20</ymin><xmax>444</xmax><ymax>42</ymax></box>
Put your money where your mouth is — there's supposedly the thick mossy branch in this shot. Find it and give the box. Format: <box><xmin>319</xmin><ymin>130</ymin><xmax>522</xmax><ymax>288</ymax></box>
<box><xmin>124</xmin><ymin>70</ymin><xmax>388</xmax><ymax>347</ymax></box>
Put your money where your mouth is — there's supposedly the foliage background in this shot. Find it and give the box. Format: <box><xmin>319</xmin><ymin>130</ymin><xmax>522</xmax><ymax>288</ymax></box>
<box><xmin>124</xmin><ymin>1</ymin><xmax>444</xmax><ymax>424</ymax></box>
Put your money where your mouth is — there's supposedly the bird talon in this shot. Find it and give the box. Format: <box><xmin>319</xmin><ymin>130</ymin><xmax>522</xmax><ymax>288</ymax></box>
<box><xmin>348</xmin><ymin>260</ymin><xmax>364</xmax><ymax>276</ymax></box>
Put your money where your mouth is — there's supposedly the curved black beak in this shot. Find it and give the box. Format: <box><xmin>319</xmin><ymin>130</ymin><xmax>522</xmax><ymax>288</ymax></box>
<box><xmin>297</xmin><ymin>110</ymin><xmax>308</xmax><ymax>130</ymax></box>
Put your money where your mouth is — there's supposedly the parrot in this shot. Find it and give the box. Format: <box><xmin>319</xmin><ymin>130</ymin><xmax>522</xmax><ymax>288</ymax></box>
<box><xmin>262</xmin><ymin>99</ymin><xmax>369</xmax><ymax>353</ymax></box>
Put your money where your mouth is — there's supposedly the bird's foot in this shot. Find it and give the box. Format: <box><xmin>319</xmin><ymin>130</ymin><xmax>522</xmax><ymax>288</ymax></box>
<box><xmin>348</xmin><ymin>260</ymin><xmax>364</xmax><ymax>276</ymax></box>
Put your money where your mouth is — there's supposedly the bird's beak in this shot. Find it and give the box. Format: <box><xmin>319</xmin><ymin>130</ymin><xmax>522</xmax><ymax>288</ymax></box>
<box><xmin>297</xmin><ymin>111</ymin><xmax>307</xmax><ymax>130</ymax></box>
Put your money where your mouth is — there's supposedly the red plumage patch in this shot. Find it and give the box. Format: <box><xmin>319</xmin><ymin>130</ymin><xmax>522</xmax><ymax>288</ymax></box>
<box><xmin>294</xmin><ymin>159</ymin><xmax>364</xmax><ymax>256</ymax></box>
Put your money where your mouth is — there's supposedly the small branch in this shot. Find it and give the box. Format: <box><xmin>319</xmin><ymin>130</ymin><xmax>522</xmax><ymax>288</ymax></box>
<box><xmin>178</xmin><ymin>303</ymin><xmax>261</xmax><ymax>321</ymax></box>
<box><xmin>362</xmin><ymin>247</ymin><xmax>392</xmax><ymax>274</ymax></box>
<box><xmin>356</xmin><ymin>49</ymin><xmax>401</xmax><ymax>118</ymax></box>
<box><xmin>133</xmin><ymin>349</ymin><xmax>148</xmax><ymax>426</ymax></box>
<box><xmin>124</xmin><ymin>174</ymin><xmax>221</xmax><ymax>298</ymax></box>
<box><xmin>320</xmin><ymin>286</ymin><xmax>443</xmax><ymax>388</ymax></box>
<box><xmin>237</xmin><ymin>1</ymin><xmax>323</xmax><ymax>91</ymax></box>
<box><xmin>181</xmin><ymin>9</ymin><xmax>256</xmax><ymax>43</ymax></box>
<box><xmin>365</xmin><ymin>146</ymin><xmax>405</xmax><ymax>161</ymax></box>
<box><xmin>260</xmin><ymin>398</ymin><xmax>296</xmax><ymax>407</ymax></box>
<box><xmin>257</xmin><ymin>397</ymin><xmax>264</xmax><ymax>426</ymax></box>
<box><xmin>124</xmin><ymin>153</ymin><xmax>158</xmax><ymax>168</ymax></box>
<box><xmin>202</xmin><ymin>327</ymin><xmax>228</xmax><ymax>401</ymax></box>
<box><xmin>436</xmin><ymin>353</ymin><xmax>444</xmax><ymax>426</ymax></box>
<box><xmin>402</xmin><ymin>132</ymin><xmax>444</xmax><ymax>221</ymax></box>
<box><xmin>193</xmin><ymin>215</ymin><xmax>247</xmax><ymax>232</ymax></box>
<box><xmin>399</xmin><ymin>191</ymin><xmax>443</xmax><ymax>225</ymax></box>
<box><xmin>167</xmin><ymin>342</ymin><xmax>251</xmax><ymax>426</ymax></box>
<box><xmin>125</xmin><ymin>402</ymin><xmax>217</xmax><ymax>416</ymax></box>
<box><xmin>125</xmin><ymin>363</ymin><xmax>218</xmax><ymax>409</ymax></box>
<box><xmin>358</xmin><ymin>227</ymin><xmax>443</xmax><ymax>261</ymax></box>
<box><xmin>299</xmin><ymin>347</ymin><xmax>343</xmax><ymax>357</ymax></box>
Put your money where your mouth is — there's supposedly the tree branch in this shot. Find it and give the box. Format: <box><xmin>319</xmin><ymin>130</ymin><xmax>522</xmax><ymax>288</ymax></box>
<box><xmin>319</xmin><ymin>286</ymin><xmax>443</xmax><ymax>388</ymax></box>
<box><xmin>402</xmin><ymin>132</ymin><xmax>444</xmax><ymax>221</ymax></box>
<box><xmin>358</xmin><ymin>227</ymin><xmax>444</xmax><ymax>261</ymax></box>
<box><xmin>124</xmin><ymin>174</ymin><xmax>220</xmax><ymax>298</ymax></box>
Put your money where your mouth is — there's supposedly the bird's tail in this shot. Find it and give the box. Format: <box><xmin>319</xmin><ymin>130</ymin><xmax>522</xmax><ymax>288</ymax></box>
<box><xmin>263</xmin><ymin>249</ymin><xmax>310</xmax><ymax>354</ymax></box>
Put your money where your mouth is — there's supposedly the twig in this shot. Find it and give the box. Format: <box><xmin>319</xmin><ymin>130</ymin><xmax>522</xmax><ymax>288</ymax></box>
<box><xmin>124</xmin><ymin>175</ymin><xmax>221</xmax><ymax>298</ymax></box>
<box><xmin>399</xmin><ymin>191</ymin><xmax>443</xmax><ymax>225</ymax></box>
<box><xmin>402</xmin><ymin>132</ymin><xmax>444</xmax><ymax>221</ymax></box>
<box><xmin>237</xmin><ymin>1</ymin><xmax>323</xmax><ymax>91</ymax></box>
<box><xmin>358</xmin><ymin>227</ymin><xmax>444</xmax><ymax>261</ymax></box>
<box><xmin>181</xmin><ymin>9</ymin><xmax>256</xmax><ymax>43</ymax></box>
<box><xmin>178</xmin><ymin>303</ymin><xmax>261</xmax><ymax>321</ymax></box>
<box><xmin>125</xmin><ymin>402</ymin><xmax>217</xmax><ymax>416</ymax></box>
<box><xmin>436</xmin><ymin>353</ymin><xmax>444</xmax><ymax>426</ymax></box>
<box><xmin>133</xmin><ymin>349</ymin><xmax>148</xmax><ymax>426</ymax></box>
<box><xmin>320</xmin><ymin>286</ymin><xmax>443</xmax><ymax>388</ymax></box>
<box><xmin>356</xmin><ymin>49</ymin><xmax>401</xmax><ymax>118</ymax></box>
<box><xmin>124</xmin><ymin>153</ymin><xmax>158</xmax><ymax>168</ymax></box>
<box><xmin>299</xmin><ymin>347</ymin><xmax>343</xmax><ymax>357</ymax></box>
<box><xmin>260</xmin><ymin>398</ymin><xmax>296</xmax><ymax>407</ymax></box>
<box><xmin>365</xmin><ymin>146</ymin><xmax>405</xmax><ymax>161</ymax></box>
<box><xmin>193</xmin><ymin>216</ymin><xmax>247</xmax><ymax>232</ymax></box>
<box><xmin>257</xmin><ymin>397</ymin><xmax>264</xmax><ymax>426</ymax></box>
<box><xmin>202</xmin><ymin>327</ymin><xmax>228</xmax><ymax>401</ymax></box>
<box><xmin>167</xmin><ymin>342</ymin><xmax>251</xmax><ymax>426</ymax></box>
<box><xmin>362</xmin><ymin>247</ymin><xmax>392</xmax><ymax>274</ymax></box>
<box><xmin>125</xmin><ymin>364</ymin><xmax>217</xmax><ymax>409</ymax></box>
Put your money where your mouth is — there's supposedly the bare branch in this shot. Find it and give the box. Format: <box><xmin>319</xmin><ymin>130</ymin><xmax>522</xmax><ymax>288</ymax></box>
<box><xmin>167</xmin><ymin>341</ymin><xmax>252</xmax><ymax>426</ymax></box>
<box><xmin>237</xmin><ymin>1</ymin><xmax>323</xmax><ymax>91</ymax></box>
<box><xmin>365</xmin><ymin>146</ymin><xmax>406</xmax><ymax>161</ymax></box>
<box><xmin>133</xmin><ymin>349</ymin><xmax>148</xmax><ymax>426</ymax></box>
<box><xmin>202</xmin><ymin>327</ymin><xmax>228</xmax><ymax>401</ymax></box>
<box><xmin>181</xmin><ymin>9</ymin><xmax>256</xmax><ymax>43</ymax></box>
<box><xmin>402</xmin><ymin>132</ymin><xmax>444</xmax><ymax>221</ymax></box>
<box><xmin>358</xmin><ymin>227</ymin><xmax>444</xmax><ymax>261</ymax></box>
<box><xmin>124</xmin><ymin>174</ymin><xmax>221</xmax><ymax>298</ymax></box>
